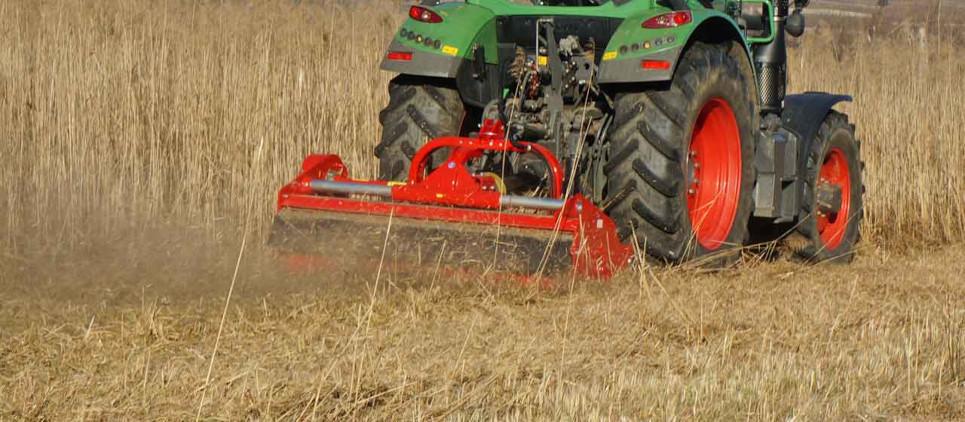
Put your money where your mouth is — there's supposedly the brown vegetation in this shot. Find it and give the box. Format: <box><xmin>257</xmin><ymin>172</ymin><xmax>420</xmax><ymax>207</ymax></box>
<box><xmin>2</xmin><ymin>242</ymin><xmax>964</xmax><ymax>419</ymax></box>
<box><xmin>1</xmin><ymin>0</ymin><xmax>963</xmax><ymax>420</ymax></box>
<box><xmin>2</xmin><ymin>0</ymin><xmax>963</xmax><ymax>248</ymax></box>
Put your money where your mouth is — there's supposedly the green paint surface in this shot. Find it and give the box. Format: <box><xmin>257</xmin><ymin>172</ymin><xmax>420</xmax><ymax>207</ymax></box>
<box><xmin>392</xmin><ymin>0</ymin><xmax>767</xmax><ymax>69</ymax></box>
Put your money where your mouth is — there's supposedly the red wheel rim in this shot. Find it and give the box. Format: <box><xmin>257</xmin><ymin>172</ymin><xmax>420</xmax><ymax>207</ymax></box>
<box><xmin>817</xmin><ymin>147</ymin><xmax>852</xmax><ymax>249</ymax></box>
<box><xmin>687</xmin><ymin>98</ymin><xmax>742</xmax><ymax>251</ymax></box>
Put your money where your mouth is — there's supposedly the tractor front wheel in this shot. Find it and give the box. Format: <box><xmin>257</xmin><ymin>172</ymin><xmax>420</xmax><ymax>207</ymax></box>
<box><xmin>788</xmin><ymin>111</ymin><xmax>864</xmax><ymax>263</ymax></box>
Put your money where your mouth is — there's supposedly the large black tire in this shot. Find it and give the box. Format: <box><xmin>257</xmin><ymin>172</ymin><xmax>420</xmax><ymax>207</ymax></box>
<box><xmin>375</xmin><ymin>76</ymin><xmax>465</xmax><ymax>181</ymax></box>
<box><xmin>604</xmin><ymin>42</ymin><xmax>759</xmax><ymax>264</ymax></box>
<box><xmin>788</xmin><ymin>111</ymin><xmax>863</xmax><ymax>263</ymax></box>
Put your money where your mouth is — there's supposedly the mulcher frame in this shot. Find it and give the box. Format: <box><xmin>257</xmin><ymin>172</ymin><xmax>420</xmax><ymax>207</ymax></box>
<box><xmin>276</xmin><ymin>120</ymin><xmax>633</xmax><ymax>277</ymax></box>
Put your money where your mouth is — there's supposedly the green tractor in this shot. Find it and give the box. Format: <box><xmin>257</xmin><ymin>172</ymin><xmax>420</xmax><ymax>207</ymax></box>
<box><xmin>375</xmin><ymin>0</ymin><xmax>863</xmax><ymax>265</ymax></box>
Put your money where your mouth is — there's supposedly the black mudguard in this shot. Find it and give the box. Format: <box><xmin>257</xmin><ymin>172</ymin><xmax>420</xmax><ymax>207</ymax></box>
<box><xmin>782</xmin><ymin>91</ymin><xmax>852</xmax><ymax>213</ymax></box>
<box><xmin>782</xmin><ymin>92</ymin><xmax>853</xmax><ymax>152</ymax></box>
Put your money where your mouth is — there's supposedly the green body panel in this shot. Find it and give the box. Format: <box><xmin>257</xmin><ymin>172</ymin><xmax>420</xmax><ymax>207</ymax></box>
<box><xmin>383</xmin><ymin>0</ymin><xmax>773</xmax><ymax>84</ymax></box>
<box><xmin>466</xmin><ymin>0</ymin><xmax>634</xmax><ymax>18</ymax></box>
<box><xmin>468</xmin><ymin>12</ymin><xmax>499</xmax><ymax>64</ymax></box>
<box><xmin>741</xmin><ymin>0</ymin><xmax>777</xmax><ymax>44</ymax></box>
<box><xmin>394</xmin><ymin>2</ymin><xmax>496</xmax><ymax>59</ymax></box>
<box><xmin>597</xmin><ymin>5</ymin><xmax>752</xmax><ymax>83</ymax></box>
<box><xmin>603</xmin><ymin>6</ymin><xmax>749</xmax><ymax>60</ymax></box>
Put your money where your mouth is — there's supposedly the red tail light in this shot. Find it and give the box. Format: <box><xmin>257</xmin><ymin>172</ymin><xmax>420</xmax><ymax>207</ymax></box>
<box><xmin>641</xmin><ymin>60</ymin><xmax>672</xmax><ymax>70</ymax></box>
<box><xmin>642</xmin><ymin>11</ymin><xmax>692</xmax><ymax>29</ymax></box>
<box><xmin>409</xmin><ymin>6</ymin><xmax>443</xmax><ymax>23</ymax></box>
<box><xmin>387</xmin><ymin>51</ymin><xmax>413</xmax><ymax>62</ymax></box>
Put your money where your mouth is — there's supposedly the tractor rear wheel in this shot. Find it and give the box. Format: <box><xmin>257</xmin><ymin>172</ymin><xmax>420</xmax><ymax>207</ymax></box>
<box><xmin>376</xmin><ymin>75</ymin><xmax>465</xmax><ymax>181</ymax></box>
<box><xmin>604</xmin><ymin>42</ymin><xmax>758</xmax><ymax>265</ymax></box>
<box><xmin>788</xmin><ymin>111</ymin><xmax>863</xmax><ymax>263</ymax></box>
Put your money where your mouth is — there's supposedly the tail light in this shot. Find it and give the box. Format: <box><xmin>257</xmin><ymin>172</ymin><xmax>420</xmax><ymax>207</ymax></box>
<box><xmin>642</xmin><ymin>11</ymin><xmax>692</xmax><ymax>29</ymax></box>
<box><xmin>641</xmin><ymin>60</ymin><xmax>672</xmax><ymax>70</ymax></box>
<box><xmin>386</xmin><ymin>51</ymin><xmax>413</xmax><ymax>62</ymax></box>
<box><xmin>409</xmin><ymin>6</ymin><xmax>443</xmax><ymax>23</ymax></box>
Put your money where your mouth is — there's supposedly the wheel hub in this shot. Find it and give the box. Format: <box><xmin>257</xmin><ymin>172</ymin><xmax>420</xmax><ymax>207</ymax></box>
<box><xmin>816</xmin><ymin>147</ymin><xmax>852</xmax><ymax>249</ymax></box>
<box><xmin>686</xmin><ymin>98</ymin><xmax>742</xmax><ymax>251</ymax></box>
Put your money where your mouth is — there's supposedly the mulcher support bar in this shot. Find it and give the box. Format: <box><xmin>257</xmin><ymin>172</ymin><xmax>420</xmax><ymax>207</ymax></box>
<box><xmin>308</xmin><ymin>179</ymin><xmax>564</xmax><ymax>211</ymax></box>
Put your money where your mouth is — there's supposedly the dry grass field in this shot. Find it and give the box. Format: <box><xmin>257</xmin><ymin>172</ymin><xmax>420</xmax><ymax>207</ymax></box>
<box><xmin>1</xmin><ymin>0</ymin><xmax>963</xmax><ymax>420</ymax></box>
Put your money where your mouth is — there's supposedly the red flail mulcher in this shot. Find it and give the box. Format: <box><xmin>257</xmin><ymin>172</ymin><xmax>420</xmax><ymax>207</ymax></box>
<box><xmin>269</xmin><ymin>120</ymin><xmax>634</xmax><ymax>279</ymax></box>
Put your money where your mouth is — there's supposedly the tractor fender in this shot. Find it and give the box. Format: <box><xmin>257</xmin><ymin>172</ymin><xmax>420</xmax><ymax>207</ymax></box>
<box><xmin>781</xmin><ymin>92</ymin><xmax>854</xmax><ymax>171</ymax></box>
<box><xmin>381</xmin><ymin>39</ymin><xmax>465</xmax><ymax>78</ymax></box>
<box><xmin>782</xmin><ymin>92</ymin><xmax>853</xmax><ymax>214</ymax></box>
<box><xmin>598</xmin><ymin>13</ymin><xmax>749</xmax><ymax>85</ymax></box>
<box><xmin>782</xmin><ymin>92</ymin><xmax>853</xmax><ymax>162</ymax></box>
<box><xmin>380</xmin><ymin>2</ymin><xmax>494</xmax><ymax>79</ymax></box>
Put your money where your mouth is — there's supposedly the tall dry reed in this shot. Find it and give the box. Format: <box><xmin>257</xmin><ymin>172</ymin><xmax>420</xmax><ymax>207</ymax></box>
<box><xmin>790</xmin><ymin>25</ymin><xmax>965</xmax><ymax>245</ymax></box>
<box><xmin>1</xmin><ymin>0</ymin><xmax>962</xmax><ymax>253</ymax></box>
